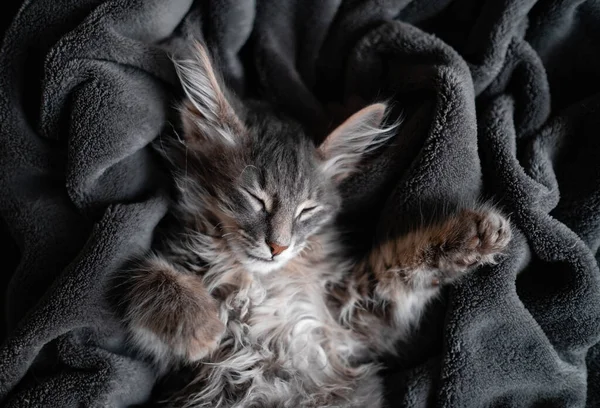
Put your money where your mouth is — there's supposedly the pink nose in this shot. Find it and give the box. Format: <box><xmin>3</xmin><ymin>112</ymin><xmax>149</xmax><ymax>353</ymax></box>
<box><xmin>268</xmin><ymin>242</ymin><xmax>289</xmax><ymax>256</ymax></box>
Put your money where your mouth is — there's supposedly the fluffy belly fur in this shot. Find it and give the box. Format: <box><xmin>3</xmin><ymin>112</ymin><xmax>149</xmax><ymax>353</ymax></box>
<box><xmin>175</xmin><ymin>263</ymin><xmax>382</xmax><ymax>408</ymax></box>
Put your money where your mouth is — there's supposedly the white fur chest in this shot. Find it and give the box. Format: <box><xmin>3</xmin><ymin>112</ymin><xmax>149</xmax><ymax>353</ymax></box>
<box><xmin>246</xmin><ymin>270</ymin><xmax>335</xmax><ymax>373</ymax></box>
<box><xmin>186</xmin><ymin>257</ymin><xmax>369</xmax><ymax>408</ymax></box>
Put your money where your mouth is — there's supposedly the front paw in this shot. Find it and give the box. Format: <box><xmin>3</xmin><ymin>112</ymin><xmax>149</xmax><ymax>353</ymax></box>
<box><xmin>434</xmin><ymin>208</ymin><xmax>511</xmax><ymax>277</ymax></box>
<box><xmin>125</xmin><ymin>257</ymin><xmax>225</xmax><ymax>363</ymax></box>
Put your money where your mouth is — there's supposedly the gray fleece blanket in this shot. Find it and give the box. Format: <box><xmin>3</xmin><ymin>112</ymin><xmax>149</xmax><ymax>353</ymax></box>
<box><xmin>2</xmin><ymin>1</ymin><xmax>600</xmax><ymax>407</ymax></box>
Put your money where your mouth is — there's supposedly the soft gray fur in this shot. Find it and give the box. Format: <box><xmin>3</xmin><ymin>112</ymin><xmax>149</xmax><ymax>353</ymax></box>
<box><xmin>2</xmin><ymin>1</ymin><xmax>600</xmax><ymax>408</ymax></box>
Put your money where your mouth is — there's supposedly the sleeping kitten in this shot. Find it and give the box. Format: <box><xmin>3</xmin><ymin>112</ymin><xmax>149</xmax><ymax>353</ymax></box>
<box><xmin>119</xmin><ymin>43</ymin><xmax>511</xmax><ymax>407</ymax></box>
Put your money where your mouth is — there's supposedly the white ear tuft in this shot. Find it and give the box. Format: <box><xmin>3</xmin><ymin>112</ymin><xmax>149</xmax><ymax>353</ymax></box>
<box><xmin>173</xmin><ymin>42</ymin><xmax>244</xmax><ymax>144</ymax></box>
<box><xmin>319</xmin><ymin>103</ymin><xmax>398</xmax><ymax>181</ymax></box>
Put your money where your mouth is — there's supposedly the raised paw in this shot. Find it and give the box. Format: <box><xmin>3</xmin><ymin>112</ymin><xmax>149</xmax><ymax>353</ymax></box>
<box><xmin>125</xmin><ymin>257</ymin><xmax>225</xmax><ymax>363</ymax></box>
<box><xmin>434</xmin><ymin>208</ymin><xmax>511</xmax><ymax>276</ymax></box>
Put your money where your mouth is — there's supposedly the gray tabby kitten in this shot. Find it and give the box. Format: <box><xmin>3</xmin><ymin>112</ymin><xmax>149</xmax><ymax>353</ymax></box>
<box><xmin>121</xmin><ymin>43</ymin><xmax>511</xmax><ymax>408</ymax></box>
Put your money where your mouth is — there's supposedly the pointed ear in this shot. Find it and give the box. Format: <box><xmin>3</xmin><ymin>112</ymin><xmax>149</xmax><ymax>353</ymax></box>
<box><xmin>319</xmin><ymin>103</ymin><xmax>393</xmax><ymax>181</ymax></box>
<box><xmin>174</xmin><ymin>42</ymin><xmax>244</xmax><ymax>144</ymax></box>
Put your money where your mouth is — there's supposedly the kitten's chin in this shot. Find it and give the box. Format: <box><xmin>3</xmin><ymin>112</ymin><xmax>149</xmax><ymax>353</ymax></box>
<box><xmin>240</xmin><ymin>253</ymin><xmax>294</xmax><ymax>275</ymax></box>
<box><xmin>227</xmin><ymin>240</ymin><xmax>296</xmax><ymax>274</ymax></box>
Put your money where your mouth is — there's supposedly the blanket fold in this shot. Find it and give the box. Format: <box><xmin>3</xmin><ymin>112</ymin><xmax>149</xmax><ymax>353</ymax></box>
<box><xmin>2</xmin><ymin>1</ymin><xmax>600</xmax><ymax>407</ymax></box>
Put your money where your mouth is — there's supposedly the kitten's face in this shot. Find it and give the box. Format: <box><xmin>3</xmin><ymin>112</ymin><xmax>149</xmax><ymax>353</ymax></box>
<box><xmin>171</xmin><ymin>43</ymin><xmax>393</xmax><ymax>274</ymax></box>
<box><xmin>209</xmin><ymin>130</ymin><xmax>340</xmax><ymax>273</ymax></box>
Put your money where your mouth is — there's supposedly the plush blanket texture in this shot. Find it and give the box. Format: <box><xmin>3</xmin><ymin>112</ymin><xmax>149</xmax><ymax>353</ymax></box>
<box><xmin>2</xmin><ymin>1</ymin><xmax>600</xmax><ymax>407</ymax></box>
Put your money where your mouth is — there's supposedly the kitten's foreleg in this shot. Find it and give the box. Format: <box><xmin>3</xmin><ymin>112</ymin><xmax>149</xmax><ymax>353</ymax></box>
<box><xmin>381</xmin><ymin>206</ymin><xmax>511</xmax><ymax>290</ymax></box>
<box><xmin>121</xmin><ymin>255</ymin><xmax>225</xmax><ymax>365</ymax></box>
<box><xmin>331</xmin><ymin>207</ymin><xmax>511</xmax><ymax>355</ymax></box>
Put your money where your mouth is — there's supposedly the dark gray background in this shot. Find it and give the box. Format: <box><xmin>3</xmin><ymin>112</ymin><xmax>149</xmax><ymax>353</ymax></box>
<box><xmin>1</xmin><ymin>1</ymin><xmax>600</xmax><ymax>407</ymax></box>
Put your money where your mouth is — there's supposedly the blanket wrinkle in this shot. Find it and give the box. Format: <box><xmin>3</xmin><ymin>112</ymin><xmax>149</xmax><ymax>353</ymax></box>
<box><xmin>2</xmin><ymin>1</ymin><xmax>600</xmax><ymax>407</ymax></box>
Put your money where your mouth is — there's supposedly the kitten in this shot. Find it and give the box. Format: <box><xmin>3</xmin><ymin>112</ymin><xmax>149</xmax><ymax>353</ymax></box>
<box><xmin>118</xmin><ymin>43</ymin><xmax>511</xmax><ymax>407</ymax></box>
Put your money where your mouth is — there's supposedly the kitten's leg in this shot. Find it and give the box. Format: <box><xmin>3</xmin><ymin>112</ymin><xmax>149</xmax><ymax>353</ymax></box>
<box><xmin>331</xmin><ymin>207</ymin><xmax>511</xmax><ymax>354</ymax></box>
<box><xmin>394</xmin><ymin>207</ymin><xmax>512</xmax><ymax>290</ymax></box>
<box><xmin>122</xmin><ymin>255</ymin><xmax>225</xmax><ymax>364</ymax></box>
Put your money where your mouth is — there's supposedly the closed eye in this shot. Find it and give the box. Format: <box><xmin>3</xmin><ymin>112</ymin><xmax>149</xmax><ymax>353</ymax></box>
<box><xmin>300</xmin><ymin>206</ymin><xmax>317</xmax><ymax>215</ymax></box>
<box><xmin>243</xmin><ymin>189</ymin><xmax>267</xmax><ymax>212</ymax></box>
<box><xmin>297</xmin><ymin>204</ymin><xmax>320</xmax><ymax>220</ymax></box>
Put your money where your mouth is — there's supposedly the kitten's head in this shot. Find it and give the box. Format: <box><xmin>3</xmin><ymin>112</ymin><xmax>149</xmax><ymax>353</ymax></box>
<box><xmin>169</xmin><ymin>43</ymin><xmax>394</xmax><ymax>274</ymax></box>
